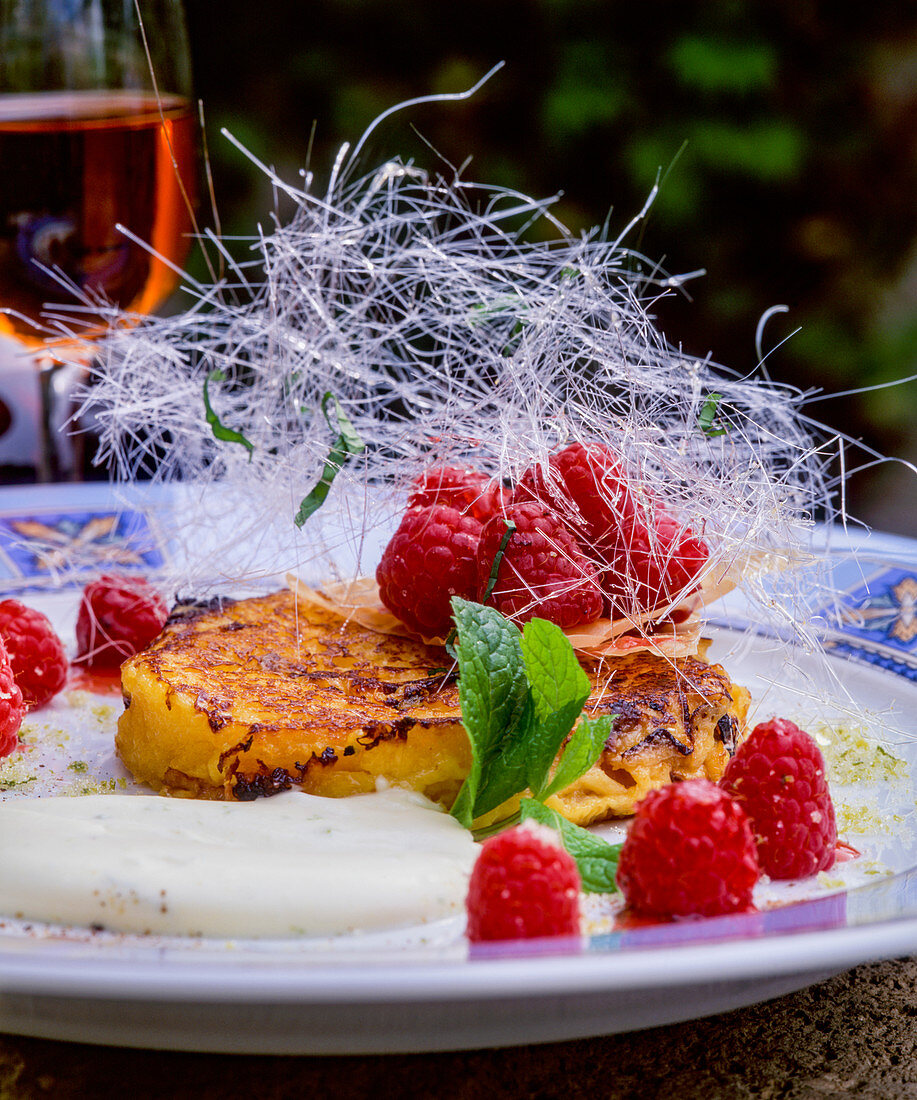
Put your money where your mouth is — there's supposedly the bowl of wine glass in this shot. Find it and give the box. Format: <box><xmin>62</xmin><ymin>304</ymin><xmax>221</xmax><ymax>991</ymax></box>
<box><xmin>0</xmin><ymin>0</ymin><xmax>198</xmax><ymax>479</ymax></box>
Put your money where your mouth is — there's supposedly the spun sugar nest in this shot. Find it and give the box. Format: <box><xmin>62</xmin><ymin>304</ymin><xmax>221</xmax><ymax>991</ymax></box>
<box><xmin>42</xmin><ymin>73</ymin><xmax>910</xmax><ymax>732</ymax></box>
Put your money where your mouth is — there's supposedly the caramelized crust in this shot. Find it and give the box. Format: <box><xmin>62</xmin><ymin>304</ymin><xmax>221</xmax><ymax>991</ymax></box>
<box><xmin>547</xmin><ymin>650</ymin><xmax>750</xmax><ymax>825</ymax></box>
<box><xmin>118</xmin><ymin>590</ymin><xmax>468</xmax><ymax>804</ymax></box>
<box><xmin>117</xmin><ymin>589</ymin><xmax>748</xmax><ymax>821</ymax></box>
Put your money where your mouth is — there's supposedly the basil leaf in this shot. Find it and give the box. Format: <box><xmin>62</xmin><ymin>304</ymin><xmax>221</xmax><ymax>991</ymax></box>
<box><xmin>203</xmin><ymin>370</ymin><xmax>254</xmax><ymax>458</ymax></box>
<box><xmin>449</xmin><ymin>598</ymin><xmax>534</xmax><ymax>827</ymax></box>
<box><xmin>325</xmin><ymin>391</ymin><xmax>364</xmax><ymax>455</ymax></box>
<box><xmin>479</xmin><ymin>520</ymin><xmax>515</xmax><ymax>605</ymax></box>
<box><xmin>294</xmin><ymin>393</ymin><xmax>365</xmax><ymax>528</ymax></box>
<box><xmin>519</xmin><ymin>618</ymin><xmax>591</xmax><ymax>797</ymax></box>
<box><xmin>520</xmin><ymin>798</ymin><xmax>621</xmax><ymax>894</ymax></box>
<box><xmin>698</xmin><ymin>392</ymin><xmax>727</xmax><ymax>438</ymax></box>
<box><xmin>541</xmin><ymin>714</ymin><xmax>613</xmax><ymax>800</ymax></box>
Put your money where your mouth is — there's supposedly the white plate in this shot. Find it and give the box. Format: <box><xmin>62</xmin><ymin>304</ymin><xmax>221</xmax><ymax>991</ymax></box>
<box><xmin>0</xmin><ymin>484</ymin><xmax>915</xmax><ymax>1053</ymax></box>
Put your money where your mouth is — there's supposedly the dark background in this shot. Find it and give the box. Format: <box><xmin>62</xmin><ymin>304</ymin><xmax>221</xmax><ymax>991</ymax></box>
<box><xmin>181</xmin><ymin>0</ymin><xmax>917</xmax><ymax>535</ymax></box>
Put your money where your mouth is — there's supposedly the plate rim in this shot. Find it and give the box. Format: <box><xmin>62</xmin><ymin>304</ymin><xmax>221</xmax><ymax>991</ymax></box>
<box><xmin>0</xmin><ymin>909</ymin><xmax>914</xmax><ymax>1003</ymax></box>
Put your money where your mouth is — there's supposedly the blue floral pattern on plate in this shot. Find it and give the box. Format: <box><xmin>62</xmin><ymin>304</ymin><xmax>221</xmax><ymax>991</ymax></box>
<box><xmin>817</xmin><ymin>564</ymin><xmax>917</xmax><ymax>682</ymax></box>
<box><xmin>0</xmin><ymin>485</ymin><xmax>168</xmax><ymax>592</ymax></box>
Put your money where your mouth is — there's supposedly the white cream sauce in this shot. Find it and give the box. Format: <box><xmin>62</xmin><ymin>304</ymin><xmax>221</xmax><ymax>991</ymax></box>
<box><xmin>0</xmin><ymin>788</ymin><xmax>477</xmax><ymax>938</ymax></box>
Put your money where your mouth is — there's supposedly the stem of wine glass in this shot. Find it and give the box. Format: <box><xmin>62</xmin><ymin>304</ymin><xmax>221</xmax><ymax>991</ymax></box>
<box><xmin>36</xmin><ymin>354</ymin><xmax>83</xmax><ymax>483</ymax></box>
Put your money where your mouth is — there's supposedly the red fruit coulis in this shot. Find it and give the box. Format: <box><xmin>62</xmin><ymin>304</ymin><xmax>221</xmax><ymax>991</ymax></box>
<box><xmin>834</xmin><ymin>841</ymin><xmax>860</xmax><ymax>863</ymax></box>
<box><xmin>67</xmin><ymin>665</ymin><xmax>123</xmax><ymax>696</ymax></box>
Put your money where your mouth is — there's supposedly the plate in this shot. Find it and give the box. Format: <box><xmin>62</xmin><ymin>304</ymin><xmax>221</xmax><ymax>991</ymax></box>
<box><xmin>0</xmin><ymin>483</ymin><xmax>915</xmax><ymax>1054</ymax></box>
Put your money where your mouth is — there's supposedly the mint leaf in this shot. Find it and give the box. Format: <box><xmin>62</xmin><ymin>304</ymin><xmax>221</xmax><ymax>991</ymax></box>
<box><xmin>294</xmin><ymin>393</ymin><xmax>365</xmax><ymax>527</ymax></box>
<box><xmin>474</xmin><ymin>690</ymin><xmax>537</xmax><ymax>819</ymax></box>
<box><xmin>449</xmin><ymin>598</ymin><xmax>534</xmax><ymax>827</ymax></box>
<box><xmin>541</xmin><ymin>715</ymin><xmax>613</xmax><ymax>800</ymax></box>
<box><xmin>519</xmin><ymin>617</ymin><xmax>591</xmax><ymax>797</ymax></box>
<box><xmin>203</xmin><ymin>370</ymin><xmax>254</xmax><ymax>458</ymax></box>
<box><xmin>520</xmin><ymin>798</ymin><xmax>621</xmax><ymax>894</ymax></box>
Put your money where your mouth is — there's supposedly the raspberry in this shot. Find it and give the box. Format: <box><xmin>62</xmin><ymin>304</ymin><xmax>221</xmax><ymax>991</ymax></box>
<box><xmin>616</xmin><ymin>779</ymin><xmax>759</xmax><ymax>918</ymax></box>
<box><xmin>477</xmin><ymin>502</ymin><xmax>603</xmax><ymax>628</ymax></box>
<box><xmin>515</xmin><ymin>442</ymin><xmax>635</xmax><ymax>541</ymax></box>
<box><xmin>0</xmin><ymin>637</ymin><xmax>24</xmax><ymax>758</ymax></box>
<box><xmin>75</xmin><ymin>575</ymin><xmax>169</xmax><ymax>668</ymax></box>
<box><xmin>408</xmin><ymin>465</ymin><xmax>507</xmax><ymax>522</ymax></box>
<box><xmin>466</xmin><ymin>822</ymin><xmax>581</xmax><ymax>941</ymax></box>
<box><xmin>0</xmin><ymin>599</ymin><xmax>68</xmax><ymax>709</ymax></box>
<box><xmin>599</xmin><ymin>505</ymin><xmax>708</xmax><ymax>616</ymax></box>
<box><xmin>721</xmin><ymin>718</ymin><xmax>837</xmax><ymax>880</ymax></box>
<box><xmin>376</xmin><ymin>504</ymin><xmax>482</xmax><ymax>637</ymax></box>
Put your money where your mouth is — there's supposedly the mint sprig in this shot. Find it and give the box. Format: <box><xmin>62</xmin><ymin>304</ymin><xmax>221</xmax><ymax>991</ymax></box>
<box><xmin>448</xmin><ymin>598</ymin><xmax>621</xmax><ymax>891</ymax></box>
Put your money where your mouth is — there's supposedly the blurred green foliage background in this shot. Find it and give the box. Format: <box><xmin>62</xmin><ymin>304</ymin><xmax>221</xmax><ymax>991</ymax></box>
<box><xmin>183</xmin><ymin>0</ymin><xmax>917</xmax><ymax>533</ymax></box>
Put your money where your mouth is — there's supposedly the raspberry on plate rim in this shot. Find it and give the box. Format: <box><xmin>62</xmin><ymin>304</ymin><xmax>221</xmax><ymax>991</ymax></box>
<box><xmin>465</xmin><ymin>820</ymin><xmax>582</xmax><ymax>942</ymax></box>
<box><xmin>616</xmin><ymin>778</ymin><xmax>760</xmax><ymax>919</ymax></box>
<box><xmin>0</xmin><ymin>636</ymin><xmax>24</xmax><ymax>759</ymax></box>
<box><xmin>75</xmin><ymin>575</ymin><xmax>169</xmax><ymax>669</ymax></box>
<box><xmin>0</xmin><ymin>599</ymin><xmax>68</xmax><ymax>710</ymax></box>
<box><xmin>721</xmin><ymin>717</ymin><xmax>838</xmax><ymax>880</ymax></box>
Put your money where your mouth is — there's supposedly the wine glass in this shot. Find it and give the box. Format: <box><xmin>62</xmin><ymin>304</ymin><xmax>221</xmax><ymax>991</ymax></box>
<box><xmin>0</xmin><ymin>0</ymin><xmax>197</xmax><ymax>480</ymax></box>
